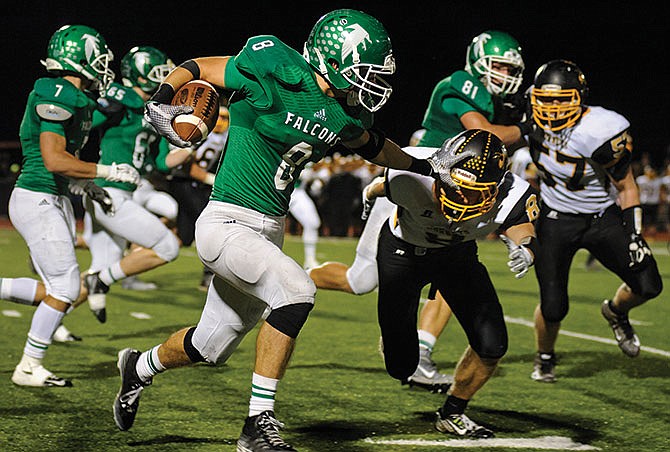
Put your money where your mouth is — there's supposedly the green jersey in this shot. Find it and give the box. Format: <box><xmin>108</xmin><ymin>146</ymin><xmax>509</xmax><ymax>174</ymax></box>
<box><xmin>16</xmin><ymin>77</ymin><xmax>96</xmax><ymax>195</ymax></box>
<box><xmin>419</xmin><ymin>70</ymin><xmax>494</xmax><ymax>146</ymax></box>
<box><xmin>93</xmin><ymin>82</ymin><xmax>168</xmax><ymax>191</ymax></box>
<box><xmin>212</xmin><ymin>35</ymin><xmax>373</xmax><ymax>216</ymax></box>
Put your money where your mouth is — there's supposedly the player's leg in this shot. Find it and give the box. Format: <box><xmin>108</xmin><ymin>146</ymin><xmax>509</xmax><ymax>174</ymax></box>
<box><xmin>532</xmin><ymin>213</ymin><xmax>582</xmax><ymax>382</ymax></box>
<box><xmin>289</xmin><ymin>188</ymin><xmax>321</xmax><ymax>269</ymax></box>
<box><xmin>433</xmin><ymin>245</ymin><xmax>504</xmax><ymax>438</ymax></box>
<box><xmin>0</xmin><ymin>277</ymin><xmax>40</xmax><ymax>306</ymax></box>
<box><xmin>83</xmin><ymin>189</ymin><xmax>179</xmax><ymax>321</ymax></box>
<box><xmin>308</xmin><ymin>197</ymin><xmax>393</xmax><ymax>294</ymax></box>
<box><xmin>586</xmin><ymin>206</ymin><xmax>663</xmax><ymax>357</ymax></box>
<box><xmin>404</xmin><ymin>290</ymin><xmax>453</xmax><ymax>392</ymax></box>
<box><xmin>8</xmin><ymin>189</ymin><xmax>79</xmax><ymax>386</ymax></box>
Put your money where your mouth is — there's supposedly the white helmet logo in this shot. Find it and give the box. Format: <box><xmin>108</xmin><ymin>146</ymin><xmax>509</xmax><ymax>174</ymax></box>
<box><xmin>82</xmin><ymin>33</ymin><xmax>102</xmax><ymax>61</ymax></box>
<box><xmin>341</xmin><ymin>24</ymin><xmax>371</xmax><ymax>64</ymax></box>
<box><xmin>132</xmin><ymin>51</ymin><xmax>152</xmax><ymax>72</ymax></box>
<box><xmin>474</xmin><ymin>32</ymin><xmax>492</xmax><ymax>58</ymax></box>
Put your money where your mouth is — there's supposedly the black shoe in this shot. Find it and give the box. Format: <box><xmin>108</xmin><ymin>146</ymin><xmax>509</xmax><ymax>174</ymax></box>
<box><xmin>531</xmin><ymin>352</ymin><xmax>557</xmax><ymax>383</ymax></box>
<box><xmin>601</xmin><ymin>299</ymin><xmax>640</xmax><ymax>357</ymax></box>
<box><xmin>84</xmin><ymin>271</ymin><xmax>109</xmax><ymax>323</ymax></box>
<box><xmin>113</xmin><ymin>348</ymin><xmax>151</xmax><ymax>431</ymax></box>
<box><xmin>237</xmin><ymin>411</ymin><xmax>296</xmax><ymax>451</ymax></box>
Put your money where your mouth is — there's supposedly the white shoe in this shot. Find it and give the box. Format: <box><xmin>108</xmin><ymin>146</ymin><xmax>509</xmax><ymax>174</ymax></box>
<box><xmin>12</xmin><ymin>359</ymin><xmax>72</xmax><ymax>387</ymax></box>
<box><xmin>121</xmin><ymin>276</ymin><xmax>158</xmax><ymax>291</ymax></box>
<box><xmin>52</xmin><ymin>324</ymin><xmax>82</xmax><ymax>343</ymax></box>
<box><xmin>402</xmin><ymin>348</ymin><xmax>452</xmax><ymax>393</ymax></box>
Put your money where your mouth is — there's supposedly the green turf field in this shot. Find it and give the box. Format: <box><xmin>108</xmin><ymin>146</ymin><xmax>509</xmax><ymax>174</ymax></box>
<box><xmin>0</xmin><ymin>228</ymin><xmax>668</xmax><ymax>451</ymax></box>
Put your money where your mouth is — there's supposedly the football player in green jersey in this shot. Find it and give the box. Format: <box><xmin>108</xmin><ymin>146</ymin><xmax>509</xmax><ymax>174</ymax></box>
<box><xmin>420</xmin><ymin>30</ymin><xmax>529</xmax><ymax>148</ymax></box>
<box><xmin>114</xmin><ymin>9</ymin><xmax>435</xmax><ymax>451</ymax></box>
<box><xmin>8</xmin><ymin>24</ymin><xmax>141</xmax><ymax>388</ymax></box>
<box><xmin>81</xmin><ymin>45</ymin><xmax>187</xmax><ymax>324</ymax></box>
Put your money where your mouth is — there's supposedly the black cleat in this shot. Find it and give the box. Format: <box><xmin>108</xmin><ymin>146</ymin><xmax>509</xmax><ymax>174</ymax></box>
<box><xmin>237</xmin><ymin>410</ymin><xmax>296</xmax><ymax>451</ymax></box>
<box><xmin>113</xmin><ymin>348</ymin><xmax>151</xmax><ymax>431</ymax></box>
<box><xmin>531</xmin><ymin>352</ymin><xmax>557</xmax><ymax>383</ymax></box>
<box><xmin>84</xmin><ymin>271</ymin><xmax>109</xmax><ymax>323</ymax></box>
<box><xmin>601</xmin><ymin>299</ymin><xmax>640</xmax><ymax>357</ymax></box>
<box><xmin>435</xmin><ymin>408</ymin><xmax>494</xmax><ymax>438</ymax></box>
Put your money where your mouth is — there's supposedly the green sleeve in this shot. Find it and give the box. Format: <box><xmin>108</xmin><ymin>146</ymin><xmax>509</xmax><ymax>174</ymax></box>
<box><xmin>152</xmin><ymin>138</ymin><xmax>172</xmax><ymax>173</ymax></box>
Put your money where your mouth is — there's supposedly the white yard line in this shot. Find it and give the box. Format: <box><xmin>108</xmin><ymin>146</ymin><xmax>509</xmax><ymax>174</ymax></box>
<box><xmin>505</xmin><ymin>316</ymin><xmax>670</xmax><ymax>358</ymax></box>
<box><xmin>364</xmin><ymin>435</ymin><xmax>600</xmax><ymax>450</ymax></box>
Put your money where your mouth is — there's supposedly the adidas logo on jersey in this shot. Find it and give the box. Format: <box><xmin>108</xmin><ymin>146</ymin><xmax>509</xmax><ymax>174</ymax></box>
<box><xmin>547</xmin><ymin>210</ymin><xmax>559</xmax><ymax>219</ymax></box>
<box><xmin>314</xmin><ymin>109</ymin><xmax>327</xmax><ymax>121</ymax></box>
<box><xmin>38</xmin><ymin>199</ymin><xmax>50</xmax><ymax>206</ymax></box>
<box><xmin>394</xmin><ymin>249</ymin><xmax>406</xmax><ymax>256</ymax></box>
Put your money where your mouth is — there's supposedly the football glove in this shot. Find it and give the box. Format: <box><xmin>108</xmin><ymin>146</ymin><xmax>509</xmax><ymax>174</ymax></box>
<box><xmin>361</xmin><ymin>184</ymin><xmax>376</xmax><ymax>221</ymax></box>
<box><xmin>427</xmin><ymin>138</ymin><xmax>478</xmax><ymax>188</ymax></box>
<box><xmin>70</xmin><ymin>180</ymin><xmax>115</xmax><ymax>216</ymax></box>
<box><xmin>622</xmin><ymin>205</ymin><xmax>652</xmax><ymax>270</ymax></box>
<box><xmin>97</xmin><ymin>162</ymin><xmax>141</xmax><ymax>185</ymax></box>
<box><xmin>500</xmin><ymin>234</ymin><xmax>534</xmax><ymax>279</ymax></box>
<box><xmin>144</xmin><ymin>101</ymin><xmax>194</xmax><ymax>148</ymax></box>
<box><xmin>627</xmin><ymin>234</ymin><xmax>652</xmax><ymax>270</ymax></box>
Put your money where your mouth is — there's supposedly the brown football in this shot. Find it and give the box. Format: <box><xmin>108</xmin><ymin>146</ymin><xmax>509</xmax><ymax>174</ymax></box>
<box><xmin>171</xmin><ymin>80</ymin><xmax>220</xmax><ymax>144</ymax></box>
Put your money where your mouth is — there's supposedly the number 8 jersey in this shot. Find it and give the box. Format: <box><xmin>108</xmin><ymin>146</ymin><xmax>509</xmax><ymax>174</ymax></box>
<box><xmin>213</xmin><ymin>35</ymin><xmax>373</xmax><ymax>216</ymax></box>
<box><xmin>528</xmin><ymin>106</ymin><xmax>632</xmax><ymax>214</ymax></box>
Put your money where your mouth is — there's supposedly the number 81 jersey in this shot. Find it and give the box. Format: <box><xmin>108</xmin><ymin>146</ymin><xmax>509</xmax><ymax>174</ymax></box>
<box><xmin>528</xmin><ymin>106</ymin><xmax>632</xmax><ymax>214</ymax></box>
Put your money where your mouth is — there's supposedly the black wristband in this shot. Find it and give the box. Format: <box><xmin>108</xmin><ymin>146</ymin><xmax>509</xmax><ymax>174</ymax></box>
<box><xmin>151</xmin><ymin>83</ymin><xmax>175</xmax><ymax>104</ymax></box>
<box><xmin>519</xmin><ymin>236</ymin><xmax>538</xmax><ymax>262</ymax></box>
<box><xmin>407</xmin><ymin>158</ymin><xmax>434</xmax><ymax>177</ymax></box>
<box><xmin>622</xmin><ymin>205</ymin><xmax>643</xmax><ymax>235</ymax></box>
<box><xmin>516</xmin><ymin>121</ymin><xmax>533</xmax><ymax>137</ymax></box>
<box><xmin>352</xmin><ymin>127</ymin><xmax>386</xmax><ymax>160</ymax></box>
<box><xmin>179</xmin><ymin>59</ymin><xmax>201</xmax><ymax>80</ymax></box>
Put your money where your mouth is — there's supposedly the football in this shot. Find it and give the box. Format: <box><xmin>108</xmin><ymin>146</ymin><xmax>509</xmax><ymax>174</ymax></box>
<box><xmin>171</xmin><ymin>80</ymin><xmax>220</xmax><ymax>144</ymax></box>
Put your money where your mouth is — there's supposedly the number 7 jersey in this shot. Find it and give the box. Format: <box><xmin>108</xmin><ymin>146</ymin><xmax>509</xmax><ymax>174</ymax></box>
<box><xmin>528</xmin><ymin>106</ymin><xmax>632</xmax><ymax>214</ymax></box>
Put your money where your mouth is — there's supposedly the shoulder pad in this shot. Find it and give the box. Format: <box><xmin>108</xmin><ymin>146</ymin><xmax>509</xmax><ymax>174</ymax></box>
<box><xmin>236</xmin><ymin>35</ymin><xmax>306</xmax><ymax>87</ymax></box>
<box><xmin>444</xmin><ymin>70</ymin><xmax>493</xmax><ymax>112</ymax></box>
<box><xmin>104</xmin><ymin>82</ymin><xmax>144</xmax><ymax>110</ymax></box>
<box><xmin>34</xmin><ymin>77</ymin><xmax>87</xmax><ymax>107</ymax></box>
<box><xmin>33</xmin><ymin>78</ymin><xmax>87</xmax><ymax>121</ymax></box>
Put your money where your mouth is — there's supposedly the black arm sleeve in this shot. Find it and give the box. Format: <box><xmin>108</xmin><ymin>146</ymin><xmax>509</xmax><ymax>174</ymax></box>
<box><xmin>590</xmin><ymin>130</ymin><xmax>632</xmax><ymax>181</ymax></box>
<box><xmin>352</xmin><ymin>127</ymin><xmax>386</xmax><ymax>160</ymax></box>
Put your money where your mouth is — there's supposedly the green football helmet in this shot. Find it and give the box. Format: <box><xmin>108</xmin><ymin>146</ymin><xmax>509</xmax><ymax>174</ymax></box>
<box><xmin>42</xmin><ymin>24</ymin><xmax>115</xmax><ymax>92</ymax></box>
<box><xmin>465</xmin><ymin>30</ymin><xmax>524</xmax><ymax>97</ymax></box>
<box><xmin>121</xmin><ymin>46</ymin><xmax>175</xmax><ymax>94</ymax></box>
<box><xmin>303</xmin><ymin>9</ymin><xmax>395</xmax><ymax>112</ymax></box>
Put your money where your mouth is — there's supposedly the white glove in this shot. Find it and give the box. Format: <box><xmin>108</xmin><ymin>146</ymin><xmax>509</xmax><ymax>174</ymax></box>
<box><xmin>499</xmin><ymin>234</ymin><xmax>534</xmax><ymax>279</ymax></box>
<box><xmin>144</xmin><ymin>101</ymin><xmax>193</xmax><ymax>148</ymax></box>
<box><xmin>97</xmin><ymin>163</ymin><xmax>140</xmax><ymax>185</ymax></box>
<box><xmin>361</xmin><ymin>184</ymin><xmax>376</xmax><ymax>221</ymax></box>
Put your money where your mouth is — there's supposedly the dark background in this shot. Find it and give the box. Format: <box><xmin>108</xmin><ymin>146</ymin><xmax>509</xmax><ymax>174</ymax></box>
<box><xmin>2</xmin><ymin>1</ymin><xmax>668</xmax><ymax>165</ymax></box>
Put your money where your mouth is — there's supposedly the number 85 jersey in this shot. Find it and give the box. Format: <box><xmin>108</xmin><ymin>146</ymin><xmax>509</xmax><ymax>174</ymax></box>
<box><xmin>528</xmin><ymin>106</ymin><xmax>632</xmax><ymax>214</ymax></box>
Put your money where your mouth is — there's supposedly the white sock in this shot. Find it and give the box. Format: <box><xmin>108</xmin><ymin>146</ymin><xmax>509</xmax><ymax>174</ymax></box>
<box><xmin>24</xmin><ymin>303</ymin><xmax>65</xmax><ymax>359</ymax></box>
<box><xmin>302</xmin><ymin>228</ymin><xmax>318</xmax><ymax>263</ymax></box>
<box><xmin>417</xmin><ymin>329</ymin><xmax>437</xmax><ymax>352</ymax></box>
<box><xmin>248</xmin><ymin>373</ymin><xmax>279</xmax><ymax>417</ymax></box>
<box><xmin>0</xmin><ymin>277</ymin><xmax>38</xmax><ymax>305</ymax></box>
<box><xmin>99</xmin><ymin>262</ymin><xmax>126</xmax><ymax>286</ymax></box>
<box><xmin>136</xmin><ymin>345</ymin><xmax>166</xmax><ymax>382</ymax></box>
